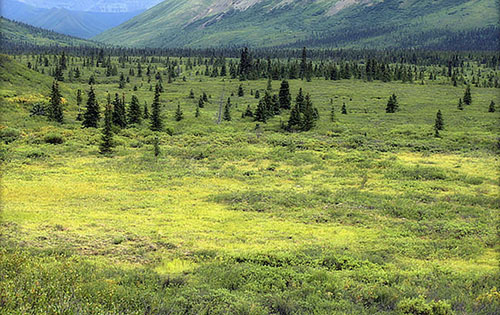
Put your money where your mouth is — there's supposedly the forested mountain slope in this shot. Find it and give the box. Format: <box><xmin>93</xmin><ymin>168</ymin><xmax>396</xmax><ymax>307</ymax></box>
<box><xmin>94</xmin><ymin>0</ymin><xmax>499</xmax><ymax>49</ymax></box>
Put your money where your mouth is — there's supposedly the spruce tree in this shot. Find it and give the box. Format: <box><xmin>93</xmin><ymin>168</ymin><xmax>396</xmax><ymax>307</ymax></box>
<box><xmin>435</xmin><ymin>110</ymin><xmax>444</xmax><ymax>131</ymax></box>
<box><xmin>83</xmin><ymin>86</ymin><xmax>100</xmax><ymax>128</ymax></box>
<box><xmin>287</xmin><ymin>104</ymin><xmax>302</xmax><ymax>131</ymax></box>
<box><xmin>175</xmin><ymin>103</ymin><xmax>184</xmax><ymax>121</ymax></box>
<box><xmin>151</xmin><ymin>84</ymin><xmax>163</xmax><ymax>131</ymax></box>
<box><xmin>239</xmin><ymin>47</ymin><xmax>252</xmax><ymax>80</ymax></box>
<box><xmin>189</xmin><ymin>89</ymin><xmax>195</xmax><ymax>98</ymax></box>
<box><xmin>221</xmin><ymin>64</ymin><xmax>227</xmax><ymax>77</ymax></box>
<box><xmin>385</xmin><ymin>94</ymin><xmax>399</xmax><ymax>113</ymax></box>
<box><xmin>458</xmin><ymin>98</ymin><xmax>464</xmax><ymax>110</ymax></box>
<box><xmin>112</xmin><ymin>93</ymin><xmax>127</xmax><ymax>128</ymax></box>
<box><xmin>238</xmin><ymin>85</ymin><xmax>244</xmax><ymax>97</ymax></box>
<box><xmin>278</xmin><ymin>80</ymin><xmax>291</xmax><ymax>109</ymax></box>
<box><xmin>48</xmin><ymin>81</ymin><xmax>64</xmax><ymax>123</ymax></box>
<box><xmin>99</xmin><ymin>94</ymin><xmax>114</xmax><ymax>155</ymax></box>
<box><xmin>301</xmin><ymin>94</ymin><xmax>316</xmax><ymax>131</ymax></box>
<box><xmin>255</xmin><ymin>90</ymin><xmax>260</xmax><ymax>99</ymax></box>
<box><xmin>295</xmin><ymin>88</ymin><xmax>305</xmax><ymax>113</ymax></box>
<box><xmin>223</xmin><ymin>99</ymin><xmax>231</xmax><ymax>121</ymax></box>
<box><xmin>243</xmin><ymin>105</ymin><xmax>253</xmax><ymax>118</ymax></box>
<box><xmin>266</xmin><ymin>77</ymin><xmax>272</xmax><ymax>91</ymax></box>
<box><xmin>262</xmin><ymin>91</ymin><xmax>273</xmax><ymax>118</ymax></box>
<box><xmin>341</xmin><ymin>103</ymin><xmax>347</xmax><ymax>115</ymax></box>
<box><xmin>488</xmin><ymin>100</ymin><xmax>496</xmax><ymax>113</ymax></box>
<box><xmin>195</xmin><ymin>105</ymin><xmax>201</xmax><ymax>118</ymax></box>
<box><xmin>137</xmin><ymin>62</ymin><xmax>142</xmax><ymax>77</ymax></box>
<box><xmin>434</xmin><ymin>124</ymin><xmax>440</xmax><ymax>138</ymax></box>
<box><xmin>198</xmin><ymin>95</ymin><xmax>205</xmax><ymax>108</ymax></box>
<box><xmin>463</xmin><ymin>85</ymin><xmax>472</xmax><ymax>105</ymax></box>
<box><xmin>254</xmin><ymin>99</ymin><xmax>267</xmax><ymax>123</ymax></box>
<box><xmin>128</xmin><ymin>95</ymin><xmax>142</xmax><ymax>125</ymax></box>
<box><xmin>153</xmin><ymin>136</ymin><xmax>160</xmax><ymax>157</ymax></box>
<box><xmin>271</xmin><ymin>94</ymin><xmax>280</xmax><ymax>115</ymax></box>
<box><xmin>53</xmin><ymin>65</ymin><xmax>64</xmax><ymax>81</ymax></box>
<box><xmin>119</xmin><ymin>73</ymin><xmax>126</xmax><ymax>89</ymax></box>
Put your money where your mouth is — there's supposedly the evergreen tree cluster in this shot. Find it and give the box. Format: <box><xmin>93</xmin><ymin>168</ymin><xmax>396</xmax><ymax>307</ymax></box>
<box><xmin>287</xmin><ymin>88</ymin><xmax>319</xmax><ymax>132</ymax></box>
<box><xmin>18</xmin><ymin>46</ymin><xmax>500</xmax><ymax>90</ymax></box>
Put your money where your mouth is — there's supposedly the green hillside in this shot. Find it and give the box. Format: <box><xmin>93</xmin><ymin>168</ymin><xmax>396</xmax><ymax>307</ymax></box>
<box><xmin>0</xmin><ymin>17</ymin><xmax>99</xmax><ymax>48</ymax></box>
<box><xmin>94</xmin><ymin>0</ymin><xmax>499</xmax><ymax>49</ymax></box>
<box><xmin>0</xmin><ymin>54</ymin><xmax>76</xmax><ymax>128</ymax></box>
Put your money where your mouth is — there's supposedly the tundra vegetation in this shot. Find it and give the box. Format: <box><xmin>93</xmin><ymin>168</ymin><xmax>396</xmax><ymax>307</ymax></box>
<box><xmin>0</xmin><ymin>47</ymin><xmax>499</xmax><ymax>314</ymax></box>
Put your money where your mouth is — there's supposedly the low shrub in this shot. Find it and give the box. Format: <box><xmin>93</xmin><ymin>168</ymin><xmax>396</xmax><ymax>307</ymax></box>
<box><xmin>0</xmin><ymin>127</ymin><xmax>20</xmax><ymax>144</ymax></box>
<box><xmin>44</xmin><ymin>133</ymin><xmax>64</xmax><ymax>145</ymax></box>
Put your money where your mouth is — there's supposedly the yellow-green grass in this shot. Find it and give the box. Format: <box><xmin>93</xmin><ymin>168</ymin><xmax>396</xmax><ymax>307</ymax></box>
<box><xmin>1</xmin><ymin>55</ymin><xmax>499</xmax><ymax>314</ymax></box>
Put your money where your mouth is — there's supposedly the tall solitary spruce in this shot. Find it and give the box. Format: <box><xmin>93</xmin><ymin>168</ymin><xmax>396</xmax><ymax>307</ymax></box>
<box><xmin>198</xmin><ymin>96</ymin><xmax>205</xmax><ymax>108</ymax></box>
<box><xmin>463</xmin><ymin>85</ymin><xmax>472</xmax><ymax>105</ymax></box>
<box><xmin>99</xmin><ymin>94</ymin><xmax>114</xmax><ymax>155</ymax></box>
<box><xmin>83</xmin><ymin>86</ymin><xmax>100</xmax><ymax>128</ymax></box>
<box><xmin>151</xmin><ymin>84</ymin><xmax>163</xmax><ymax>131</ymax></box>
<box><xmin>223</xmin><ymin>98</ymin><xmax>231</xmax><ymax>121</ymax></box>
<box><xmin>341</xmin><ymin>103</ymin><xmax>347</xmax><ymax>115</ymax></box>
<box><xmin>434</xmin><ymin>110</ymin><xmax>444</xmax><ymax>138</ymax></box>
<box><xmin>488</xmin><ymin>101</ymin><xmax>496</xmax><ymax>113</ymax></box>
<box><xmin>458</xmin><ymin>98</ymin><xmax>464</xmax><ymax>111</ymax></box>
<box><xmin>175</xmin><ymin>103</ymin><xmax>184</xmax><ymax>121</ymax></box>
<box><xmin>48</xmin><ymin>81</ymin><xmax>64</xmax><ymax>123</ymax></box>
<box><xmin>386</xmin><ymin>94</ymin><xmax>399</xmax><ymax>113</ymax></box>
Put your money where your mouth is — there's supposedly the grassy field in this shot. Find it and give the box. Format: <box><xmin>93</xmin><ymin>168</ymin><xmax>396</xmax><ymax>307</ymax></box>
<box><xmin>0</xmin><ymin>54</ymin><xmax>499</xmax><ymax>314</ymax></box>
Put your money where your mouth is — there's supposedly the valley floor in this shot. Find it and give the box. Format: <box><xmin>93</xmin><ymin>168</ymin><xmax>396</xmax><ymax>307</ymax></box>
<box><xmin>1</xmin><ymin>55</ymin><xmax>499</xmax><ymax>314</ymax></box>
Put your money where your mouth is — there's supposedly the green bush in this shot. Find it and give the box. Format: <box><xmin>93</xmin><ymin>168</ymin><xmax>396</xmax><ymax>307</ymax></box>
<box><xmin>0</xmin><ymin>127</ymin><xmax>20</xmax><ymax>144</ymax></box>
<box><xmin>44</xmin><ymin>133</ymin><xmax>64</xmax><ymax>145</ymax></box>
<box><xmin>25</xmin><ymin>148</ymin><xmax>47</xmax><ymax>159</ymax></box>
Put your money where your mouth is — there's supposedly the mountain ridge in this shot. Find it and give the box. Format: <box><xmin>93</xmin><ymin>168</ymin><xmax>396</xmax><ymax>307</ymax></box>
<box><xmin>1</xmin><ymin>0</ymin><xmax>144</xmax><ymax>38</ymax></box>
<box><xmin>13</xmin><ymin>0</ymin><xmax>163</xmax><ymax>13</ymax></box>
<box><xmin>0</xmin><ymin>17</ymin><xmax>99</xmax><ymax>48</ymax></box>
<box><xmin>94</xmin><ymin>0</ymin><xmax>499</xmax><ymax>49</ymax></box>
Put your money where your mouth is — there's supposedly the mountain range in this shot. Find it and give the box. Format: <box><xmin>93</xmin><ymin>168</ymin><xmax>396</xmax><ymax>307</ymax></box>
<box><xmin>1</xmin><ymin>0</ymin><xmax>498</xmax><ymax>50</ymax></box>
<box><xmin>94</xmin><ymin>0</ymin><xmax>499</xmax><ymax>49</ymax></box>
<box><xmin>0</xmin><ymin>0</ymin><xmax>147</xmax><ymax>38</ymax></box>
<box><xmin>11</xmin><ymin>0</ymin><xmax>163</xmax><ymax>13</ymax></box>
<box><xmin>0</xmin><ymin>17</ymin><xmax>98</xmax><ymax>47</ymax></box>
